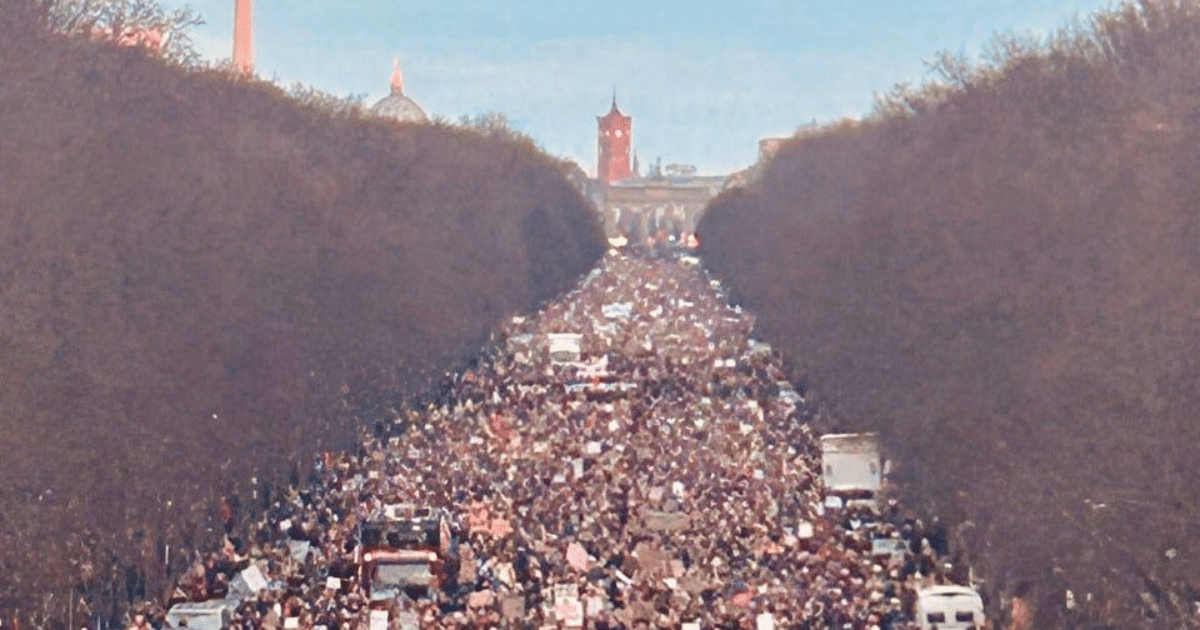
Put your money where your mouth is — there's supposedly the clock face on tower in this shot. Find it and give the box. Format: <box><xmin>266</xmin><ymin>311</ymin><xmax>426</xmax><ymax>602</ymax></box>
<box><xmin>597</xmin><ymin>98</ymin><xmax>633</xmax><ymax>183</ymax></box>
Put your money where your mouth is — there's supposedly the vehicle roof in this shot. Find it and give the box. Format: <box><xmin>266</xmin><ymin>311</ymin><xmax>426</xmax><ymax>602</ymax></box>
<box><xmin>168</xmin><ymin>601</ymin><xmax>229</xmax><ymax>612</ymax></box>
<box><xmin>918</xmin><ymin>585</ymin><xmax>981</xmax><ymax>598</ymax></box>
<box><xmin>820</xmin><ymin>433</ymin><xmax>881</xmax><ymax>453</ymax></box>
<box><xmin>373</xmin><ymin>504</ymin><xmax>443</xmax><ymax>522</ymax></box>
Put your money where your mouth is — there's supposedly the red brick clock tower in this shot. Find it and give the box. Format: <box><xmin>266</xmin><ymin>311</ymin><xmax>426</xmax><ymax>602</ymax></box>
<box><xmin>597</xmin><ymin>93</ymin><xmax>632</xmax><ymax>184</ymax></box>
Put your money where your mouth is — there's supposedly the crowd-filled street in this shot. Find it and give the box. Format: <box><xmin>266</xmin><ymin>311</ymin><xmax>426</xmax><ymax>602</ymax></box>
<box><xmin>146</xmin><ymin>251</ymin><xmax>964</xmax><ymax>630</ymax></box>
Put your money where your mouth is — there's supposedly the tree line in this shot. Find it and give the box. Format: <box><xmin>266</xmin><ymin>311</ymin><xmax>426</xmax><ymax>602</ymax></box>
<box><xmin>699</xmin><ymin>1</ymin><xmax>1200</xmax><ymax>628</ymax></box>
<box><xmin>0</xmin><ymin>2</ymin><xmax>604</xmax><ymax>625</ymax></box>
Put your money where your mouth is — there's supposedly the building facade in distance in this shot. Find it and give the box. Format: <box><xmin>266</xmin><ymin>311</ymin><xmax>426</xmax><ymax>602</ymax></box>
<box><xmin>596</xmin><ymin>95</ymin><xmax>632</xmax><ymax>184</ymax></box>
<box><xmin>370</xmin><ymin>60</ymin><xmax>428</xmax><ymax>123</ymax></box>
<box><xmin>591</xmin><ymin>96</ymin><xmax>726</xmax><ymax>249</ymax></box>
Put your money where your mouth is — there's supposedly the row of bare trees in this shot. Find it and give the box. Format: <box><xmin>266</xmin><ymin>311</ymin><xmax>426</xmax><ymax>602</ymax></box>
<box><xmin>0</xmin><ymin>3</ymin><xmax>603</xmax><ymax>626</ymax></box>
<box><xmin>700</xmin><ymin>1</ymin><xmax>1200</xmax><ymax>628</ymax></box>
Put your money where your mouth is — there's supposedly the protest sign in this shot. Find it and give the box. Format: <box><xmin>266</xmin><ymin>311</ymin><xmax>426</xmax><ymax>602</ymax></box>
<box><xmin>397</xmin><ymin>612</ymin><xmax>419</xmax><ymax>630</ymax></box>
<box><xmin>368</xmin><ymin>610</ymin><xmax>388</xmax><ymax>630</ymax></box>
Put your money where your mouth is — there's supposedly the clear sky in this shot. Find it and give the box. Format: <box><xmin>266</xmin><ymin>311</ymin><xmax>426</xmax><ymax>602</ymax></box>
<box><xmin>166</xmin><ymin>0</ymin><xmax>1117</xmax><ymax>175</ymax></box>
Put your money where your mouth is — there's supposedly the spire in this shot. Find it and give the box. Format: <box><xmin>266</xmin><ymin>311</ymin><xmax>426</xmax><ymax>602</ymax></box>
<box><xmin>390</xmin><ymin>58</ymin><xmax>405</xmax><ymax>94</ymax></box>
<box><xmin>232</xmin><ymin>0</ymin><xmax>253</xmax><ymax>74</ymax></box>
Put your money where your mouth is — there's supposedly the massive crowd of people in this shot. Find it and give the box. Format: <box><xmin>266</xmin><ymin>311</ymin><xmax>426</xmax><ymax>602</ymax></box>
<box><xmin>144</xmin><ymin>250</ymin><xmax>970</xmax><ymax>630</ymax></box>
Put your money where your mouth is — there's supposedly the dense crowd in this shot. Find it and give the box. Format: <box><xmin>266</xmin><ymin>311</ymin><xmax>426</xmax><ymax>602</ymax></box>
<box><xmin>144</xmin><ymin>250</ymin><xmax>969</xmax><ymax>630</ymax></box>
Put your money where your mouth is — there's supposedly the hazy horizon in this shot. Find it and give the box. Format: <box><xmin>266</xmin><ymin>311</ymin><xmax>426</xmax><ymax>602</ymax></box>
<box><xmin>169</xmin><ymin>0</ymin><xmax>1114</xmax><ymax>175</ymax></box>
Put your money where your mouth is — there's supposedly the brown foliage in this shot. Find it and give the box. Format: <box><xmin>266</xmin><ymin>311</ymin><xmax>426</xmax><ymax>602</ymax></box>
<box><xmin>0</xmin><ymin>9</ymin><xmax>603</xmax><ymax>624</ymax></box>
<box><xmin>699</xmin><ymin>1</ymin><xmax>1200</xmax><ymax>627</ymax></box>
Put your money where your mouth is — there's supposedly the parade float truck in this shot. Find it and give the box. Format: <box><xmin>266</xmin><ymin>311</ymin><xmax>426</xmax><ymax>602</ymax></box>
<box><xmin>359</xmin><ymin>504</ymin><xmax>454</xmax><ymax>605</ymax></box>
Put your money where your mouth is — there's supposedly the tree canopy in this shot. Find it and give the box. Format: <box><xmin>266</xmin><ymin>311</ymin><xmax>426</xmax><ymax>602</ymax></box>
<box><xmin>699</xmin><ymin>1</ymin><xmax>1200</xmax><ymax>627</ymax></box>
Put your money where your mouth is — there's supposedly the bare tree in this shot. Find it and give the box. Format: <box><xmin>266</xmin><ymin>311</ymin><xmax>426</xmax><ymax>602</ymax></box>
<box><xmin>46</xmin><ymin>0</ymin><xmax>203</xmax><ymax>64</ymax></box>
<box><xmin>286</xmin><ymin>82</ymin><xmax>366</xmax><ymax>119</ymax></box>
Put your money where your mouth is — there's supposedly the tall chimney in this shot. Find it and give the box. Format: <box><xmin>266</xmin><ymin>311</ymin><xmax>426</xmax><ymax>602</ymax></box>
<box><xmin>233</xmin><ymin>0</ymin><xmax>253</xmax><ymax>74</ymax></box>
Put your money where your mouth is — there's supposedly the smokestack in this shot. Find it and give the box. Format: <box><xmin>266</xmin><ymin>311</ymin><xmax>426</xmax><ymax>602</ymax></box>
<box><xmin>233</xmin><ymin>0</ymin><xmax>253</xmax><ymax>74</ymax></box>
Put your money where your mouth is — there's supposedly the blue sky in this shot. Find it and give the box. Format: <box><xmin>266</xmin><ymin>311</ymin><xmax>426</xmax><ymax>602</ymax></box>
<box><xmin>167</xmin><ymin>0</ymin><xmax>1116</xmax><ymax>175</ymax></box>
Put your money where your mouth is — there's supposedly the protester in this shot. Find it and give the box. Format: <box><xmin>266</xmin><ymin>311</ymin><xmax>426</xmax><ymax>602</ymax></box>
<box><xmin>158</xmin><ymin>250</ymin><xmax>962</xmax><ymax>630</ymax></box>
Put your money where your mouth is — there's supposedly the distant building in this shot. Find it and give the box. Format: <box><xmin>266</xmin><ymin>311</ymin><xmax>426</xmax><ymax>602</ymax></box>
<box><xmin>599</xmin><ymin>172</ymin><xmax>726</xmax><ymax>246</ymax></box>
<box><xmin>370</xmin><ymin>60</ymin><xmax>428</xmax><ymax>123</ymax></box>
<box><xmin>115</xmin><ymin>29</ymin><xmax>164</xmax><ymax>52</ymax></box>
<box><xmin>589</xmin><ymin>95</ymin><xmax>727</xmax><ymax>247</ymax></box>
<box><xmin>597</xmin><ymin>95</ymin><xmax>633</xmax><ymax>183</ymax></box>
<box><xmin>85</xmin><ymin>26</ymin><xmax>165</xmax><ymax>53</ymax></box>
<box><xmin>758</xmin><ymin>137</ymin><xmax>788</xmax><ymax>161</ymax></box>
<box><xmin>724</xmin><ymin>135</ymin><xmax>797</xmax><ymax>189</ymax></box>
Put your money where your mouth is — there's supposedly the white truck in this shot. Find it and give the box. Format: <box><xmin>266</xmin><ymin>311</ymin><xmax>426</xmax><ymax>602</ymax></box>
<box><xmin>164</xmin><ymin>601</ymin><xmax>233</xmax><ymax>630</ymax></box>
<box><xmin>820</xmin><ymin>433</ymin><xmax>883</xmax><ymax>508</ymax></box>
<box><xmin>915</xmin><ymin>585</ymin><xmax>985</xmax><ymax>630</ymax></box>
<box><xmin>547</xmin><ymin>333</ymin><xmax>583</xmax><ymax>364</ymax></box>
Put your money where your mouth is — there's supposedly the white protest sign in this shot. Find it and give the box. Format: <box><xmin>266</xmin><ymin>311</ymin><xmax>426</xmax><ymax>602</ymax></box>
<box><xmin>240</xmin><ymin>565</ymin><xmax>268</xmax><ymax>593</ymax></box>
<box><xmin>552</xmin><ymin>584</ymin><xmax>578</xmax><ymax>603</ymax></box>
<box><xmin>555</xmin><ymin>598</ymin><xmax>584</xmax><ymax>628</ymax></box>
<box><xmin>369</xmin><ymin>610</ymin><xmax>389</xmax><ymax>630</ymax></box>
<box><xmin>872</xmin><ymin>538</ymin><xmax>908</xmax><ymax>558</ymax></box>
<box><xmin>288</xmin><ymin>540</ymin><xmax>310</xmax><ymax>563</ymax></box>
<box><xmin>397</xmin><ymin>612</ymin><xmax>419</xmax><ymax>630</ymax></box>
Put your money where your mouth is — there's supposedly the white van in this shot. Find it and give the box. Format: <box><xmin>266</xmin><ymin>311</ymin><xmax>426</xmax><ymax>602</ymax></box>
<box><xmin>820</xmin><ymin>433</ymin><xmax>883</xmax><ymax>504</ymax></box>
<box><xmin>165</xmin><ymin>600</ymin><xmax>233</xmax><ymax>630</ymax></box>
<box><xmin>915</xmin><ymin>585</ymin><xmax>985</xmax><ymax>630</ymax></box>
<box><xmin>547</xmin><ymin>333</ymin><xmax>583</xmax><ymax>363</ymax></box>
